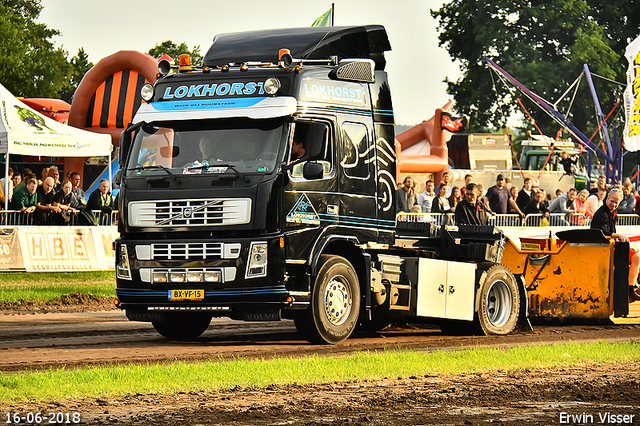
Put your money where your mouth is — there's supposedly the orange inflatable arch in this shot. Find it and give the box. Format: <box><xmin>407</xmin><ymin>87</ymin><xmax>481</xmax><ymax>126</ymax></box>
<box><xmin>66</xmin><ymin>51</ymin><xmax>158</xmax><ymax>182</ymax></box>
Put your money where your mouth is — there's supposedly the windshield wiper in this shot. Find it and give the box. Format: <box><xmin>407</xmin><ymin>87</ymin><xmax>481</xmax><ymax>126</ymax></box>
<box><xmin>128</xmin><ymin>165</ymin><xmax>181</xmax><ymax>185</ymax></box>
<box><xmin>187</xmin><ymin>163</ymin><xmax>249</xmax><ymax>183</ymax></box>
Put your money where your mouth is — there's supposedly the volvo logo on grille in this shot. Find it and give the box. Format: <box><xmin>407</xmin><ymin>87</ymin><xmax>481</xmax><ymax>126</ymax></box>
<box><xmin>183</xmin><ymin>207</ymin><xmax>194</xmax><ymax>218</ymax></box>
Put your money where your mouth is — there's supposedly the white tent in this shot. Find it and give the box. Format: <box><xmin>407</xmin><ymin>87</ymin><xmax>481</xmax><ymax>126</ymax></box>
<box><xmin>0</xmin><ymin>83</ymin><xmax>112</xmax><ymax>210</ymax></box>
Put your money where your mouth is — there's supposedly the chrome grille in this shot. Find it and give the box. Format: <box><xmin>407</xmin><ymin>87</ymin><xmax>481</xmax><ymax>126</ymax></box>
<box><xmin>152</xmin><ymin>243</ymin><xmax>223</xmax><ymax>260</ymax></box>
<box><xmin>129</xmin><ymin>198</ymin><xmax>251</xmax><ymax>227</ymax></box>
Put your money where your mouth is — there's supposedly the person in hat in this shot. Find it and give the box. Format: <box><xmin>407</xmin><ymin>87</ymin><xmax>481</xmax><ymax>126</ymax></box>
<box><xmin>483</xmin><ymin>174</ymin><xmax>524</xmax><ymax>217</ymax></box>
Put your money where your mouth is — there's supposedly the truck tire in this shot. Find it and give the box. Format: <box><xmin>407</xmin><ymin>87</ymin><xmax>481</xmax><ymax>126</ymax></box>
<box><xmin>151</xmin><ymin>312</ymin><xmax>212</xmax><ymax>340</ymax></box>
<box><xmin>476</xmin><ymin>263</ymin><xmax>520</xmax><ymax>335</ymax></box>
<box><xmin>295</xmin><ymin>255</ymin><xmax>361</xmax><ymax>344</ymax></box>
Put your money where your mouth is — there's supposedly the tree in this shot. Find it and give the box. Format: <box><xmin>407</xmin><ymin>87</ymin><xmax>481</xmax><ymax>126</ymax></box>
<box><xmin>148</xmin><ymin>40</ymin><xmax>202</xmax><ymax>66</ymax></box>
<box><xmin>0</xmin><ymin>0</ymin><xmax>71</xmax><ymax>97</ymax></box>
<box><xmin>431</xmin><ymin>0</ymin><xmax>630</xmax><ymax>135</ymax></box>
<box><xmin>60</xmin><ymin>48</ymin><xmax>93</xmax><ymax>103</ymax></box>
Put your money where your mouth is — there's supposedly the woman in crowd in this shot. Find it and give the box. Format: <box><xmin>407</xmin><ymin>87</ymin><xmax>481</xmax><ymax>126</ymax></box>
<box><xmin>570</xmin><ymin>189</ymin><xmax>589</xmax><ymax>225</ymax></box>
<box><xmin>448</xmin><ymin>186</ymin><xmax>462</xmax><ymax>210</ymax></box>
<box><xmin>509</xmin><ymin>185</ymin><xmax>519</xmax><ymax>213</ymax></box>
<box><xmin>431</xmin><ymin>183</ymin><xmax>454</xmax><ymax>214</ymax></box>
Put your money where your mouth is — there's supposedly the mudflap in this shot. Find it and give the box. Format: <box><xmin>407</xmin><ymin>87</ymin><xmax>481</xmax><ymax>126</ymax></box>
<box><xmin>516</xmin><ymin>274</ymin><xmax>533</xmax><ymax>332</ymax></box>
<box><xmin>126</xmin><ymin>309</ymin><xmax>164</xmax><ymax>323</ymax></box>
<box><xmin>613</xmin><ymin>242</ymin><xmax>630</xmax><ymax>317</ymax></box>
<box><xmin>238</xmin><ymin>306</ymin><xmax>282</xmax><ymax>321</ymax></box>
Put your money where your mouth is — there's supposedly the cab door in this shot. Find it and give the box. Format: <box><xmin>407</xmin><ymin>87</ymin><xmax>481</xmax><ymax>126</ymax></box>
<box><xmin>338</xmin><ymin>119</ymin><xmax>377</xmax><ymax>241</ymax></box>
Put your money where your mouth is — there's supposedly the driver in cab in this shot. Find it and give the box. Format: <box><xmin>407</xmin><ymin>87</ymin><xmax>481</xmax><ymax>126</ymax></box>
<box><xmin>289</xmin><ymin>129</ymin><xmax>306</xmax><ymax>163</ymax></box>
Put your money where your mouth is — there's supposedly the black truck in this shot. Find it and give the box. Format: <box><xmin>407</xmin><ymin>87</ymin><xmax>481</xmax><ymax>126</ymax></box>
<box><xmin>114</xmin><ymin>25</ymin><xmax>525</xmax><ymax>343</ymax></box>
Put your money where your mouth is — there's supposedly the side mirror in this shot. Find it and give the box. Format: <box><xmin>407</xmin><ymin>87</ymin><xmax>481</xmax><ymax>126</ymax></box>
<box><xmin>303</xmin><ymin>162</ymin><xmax>324</xmax><ymax>180</ymax></box>
<box><xmin>304</xmin><ymin>123</ymin><xmax>328</xmax><ymax>161</ymax></box>
<box><xmin>118</xmin><ymin>131</ymin><xmax>130</xmax><ymax>167</ymax></box>
<box><xmin>119</xmin><ymin>122</ymin><xmax>145</xmax><ymax>167</ymax></box>
<box><xmin>114</xmin><ymin>169</ymin><xmax>122</xmax><ymax>185</ymax></box>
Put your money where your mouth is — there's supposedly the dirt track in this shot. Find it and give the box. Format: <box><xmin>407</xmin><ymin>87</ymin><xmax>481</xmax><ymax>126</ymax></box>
<box><xmin>1</xmin><ymin>306</ymin><xmax>640</xmax><ymax>425</ymax></box>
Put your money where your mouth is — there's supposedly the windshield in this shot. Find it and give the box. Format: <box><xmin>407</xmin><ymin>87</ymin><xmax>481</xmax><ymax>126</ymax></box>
<box><xmin>125</xmin><ymin>118</ymin><xmax>286</xmax><ymax>176</ymax></box>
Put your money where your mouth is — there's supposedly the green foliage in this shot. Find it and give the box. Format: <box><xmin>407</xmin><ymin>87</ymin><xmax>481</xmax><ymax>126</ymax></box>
<box><xmin>431</xmin><ymin>0</ymin><xmax>633</xmax><ymax>134</ymax></box>
<box><xmin>148</xmin><ymin>40</ymin><xmax>203</xmax><ymax>66</ymax></box>
<box><xmin>0</xmin><ymin>0</ymin><xmax>71</xmax><ymax>98</ymax></box>
<box><xmin>59</xmin><ymin>48</ymin><xmax>93</xmax><ymax>103</ymax></box>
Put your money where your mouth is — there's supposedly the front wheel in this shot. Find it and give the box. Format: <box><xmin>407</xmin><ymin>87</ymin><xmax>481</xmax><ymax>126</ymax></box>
<box><xmin>152</xmin><ymin>312</ymin><xmax>212</xmax><ymax>340</ymax></box>
<box><xmin>295</xmin><ymin>255</ymin><xmax>361</xmax><ymax>344</ymax></box>
<box><xmin>476</xmin><ymin>263</ymin><xmax>520</xmax><ymax>335</ymax></box>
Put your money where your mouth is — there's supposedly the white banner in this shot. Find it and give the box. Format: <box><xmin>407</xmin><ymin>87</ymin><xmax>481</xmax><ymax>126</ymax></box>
<box><xmin>0</xmin><ymin>226</ymin><xmax>117</xmax><ymax>272</ymax></box>
<box><xmin>624</xmin><ymin>34</ymin><xmax>640</xmax><ymax>152</ymax></box>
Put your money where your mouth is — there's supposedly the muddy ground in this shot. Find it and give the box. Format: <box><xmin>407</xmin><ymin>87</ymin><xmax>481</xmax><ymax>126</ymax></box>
<box><xmin>1</xmin><ymin>300</ymin><xmax>640</xmax><ymax>425</ymax></box>
<box><xmin>2</xmin><ymin>363</ymin><xmax>639</xmax><ymax>425</ymax></box>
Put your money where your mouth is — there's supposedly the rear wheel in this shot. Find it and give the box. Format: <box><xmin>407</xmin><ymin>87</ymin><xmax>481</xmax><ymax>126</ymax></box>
<box><xmin>295</xmin><ymin>255</ymin><xmax>361</xmax><ymax>344</ymax></box>
<box><xmin>152</xmin><ymin>312</ymin><xmax>212</xmax><ymax>340</ymax></box>
<box><xmin>476</xmin><ymin>263</ymin><xmax>520</xmax><ymax>335</ymax></box>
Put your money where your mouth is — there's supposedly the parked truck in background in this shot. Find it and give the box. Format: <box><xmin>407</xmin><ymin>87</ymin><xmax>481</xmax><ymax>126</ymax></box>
<box><xmin>113</xmin><ymin>26</ymin><xmax>525</xmax><ymax>344</ymax></box>
<box><xmin>445</xmin><ymin>133</ymin><xmax>588</xmax><ymax>193</ymax></box>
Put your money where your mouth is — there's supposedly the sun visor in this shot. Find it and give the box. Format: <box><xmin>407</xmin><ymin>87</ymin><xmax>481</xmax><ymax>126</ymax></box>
<box><xmin>133</xmin><ymin>96</ymin><xmax>297</xmax><ymax>124</ymax></box>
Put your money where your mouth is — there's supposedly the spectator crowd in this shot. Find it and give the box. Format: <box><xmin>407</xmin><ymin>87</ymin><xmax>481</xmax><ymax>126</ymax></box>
<box><xmin>0</xmin><ymin>166</ymin><xmax>115</xmax><ymax>225</ymax></box>
<box><xmin>396</xmin><ymin>171</ymin><xmax>640</xmax><ymax>227</ymax></box>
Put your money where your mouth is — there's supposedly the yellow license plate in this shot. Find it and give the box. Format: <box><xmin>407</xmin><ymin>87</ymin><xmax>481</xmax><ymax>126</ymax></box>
<box><xmin>168</xmin><ymin>289</ymin><xmax>204</xmax><ymax>301</ymax></box>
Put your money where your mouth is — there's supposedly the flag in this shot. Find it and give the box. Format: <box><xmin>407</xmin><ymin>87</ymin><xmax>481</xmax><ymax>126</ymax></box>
<box><xmin>624</xmin><ymin>33</ymin><xmax>640</xmax><ymax>151</ymax></box>
<box><xmin>311</xmin><ymin>5</ymin><xmax>333</xmax><ymax>27</ymax></box>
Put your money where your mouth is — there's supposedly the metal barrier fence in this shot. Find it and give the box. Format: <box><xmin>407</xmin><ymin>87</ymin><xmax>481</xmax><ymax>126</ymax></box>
<box><xmin>0</xmin><ymin>210</ymin><xmax>118</xmax><ymax>226</ymax></box>
<box><xmin>396</xmin><ymin>212</ymin><xmax>640</xmax><ymax>228</ymax></box>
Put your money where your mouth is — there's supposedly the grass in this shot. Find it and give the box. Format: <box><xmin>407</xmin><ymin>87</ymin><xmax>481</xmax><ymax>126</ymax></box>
<box><xmin>0</xmin><ymin>272</ymin><xmax>115</xmax><ymax>303</ymax></box>
<box><xmin>1</xmin><ymin>340</ymin><xmax>639</xmax><ymax>403</ymax></box>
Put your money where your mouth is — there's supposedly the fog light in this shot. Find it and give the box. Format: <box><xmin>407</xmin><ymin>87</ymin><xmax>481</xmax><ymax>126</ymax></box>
<box><xmin>153</xmin><ymin>271</ymin><xmax>168</xmax><ymax>283</ymax></box>
<box><xmin>204</xmin><ymin>271</ymin><xmax>222</xmax><ymax>283</ymax></box>
<box><xmin>264</xmin><ymin>78</ymin><xmax>281</xmax><ymax>95</ymax></box>
<box><xmin>141</xmin><ymin>83</ymin><xmax>154</xmax><ymax>102</ymax></box>
<box><xmin>187</xmin><ymin>271</ymin><xmax>203</xmax><ymax>282</ymax></box>
<box><xmin>170</xmin><ymin>271</ymin><xmax>186</xmax><ymax>283</ymax></box>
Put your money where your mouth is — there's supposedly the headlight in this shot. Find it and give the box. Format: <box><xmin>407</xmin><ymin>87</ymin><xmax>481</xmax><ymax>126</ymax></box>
<box><xmin>245</xmin><ymin>242</ymin><xmax>268</xmax><ymax>278</ymax></box>
<box><xmin>264</xmin><ymin>78</ymin><xmax>281</xmax><ymax>95</ymax></box>
<box><xmin>169</xmin><ymin>271</ymin><xmax>186</xmax><ymax>283</ymax></box>
<box><xmin>141</xmin><ymin>83</ymin><xmax>154</xmax><ymax>102</ymax></box>
<box><xmin>116</xmin><ymin>244</ymin><xmax>132</xmax><ymax>280</ymax></box>
<box><xmin>153</xmin><ymin>271</ymin><xmax>168</xmax><ymax>283</ymax></box>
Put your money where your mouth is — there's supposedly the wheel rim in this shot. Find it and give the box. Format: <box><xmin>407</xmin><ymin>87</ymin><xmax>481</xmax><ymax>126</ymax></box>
<box><xmin>323</xmin><ymin>274</ymin><xmax>352</xmax><ymax>326</ymax></box>
<box><xmin>485</xmin><ymin>279</ymin><xmax>513</xmax><ymax>327</ymax></box>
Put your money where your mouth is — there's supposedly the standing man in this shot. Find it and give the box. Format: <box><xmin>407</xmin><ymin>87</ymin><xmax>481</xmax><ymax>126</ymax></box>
<box><xmin>35</xmin><ymin>177</ymin><xmax>58</xmax><ymax>225</ymax></box>
<box><xmin>396</xmin><ymin>176</ymin><xmax>417</xmax><ymax>214</ymax></box>
<box><xmin>484</xmin><ymin>174</ymin><xmax>525</xmax><ymax>218</ymax></box>
<box><xmin>435</xmin><ymin>170</ymin><xmax>453</xmax><ymax>197</ymax></box>
<box><xmin>417</xmin><ymin>179</ymin><xmax>436</xmax><ymax>213</ymax></box>
<box><xmin>69</xmin><ymin>172</ymin><xmax>87</xmax><ymax>207</ymax></box>
<box><xmin>47</xmin><ymin>166</ymin><xmax>61</xmax><ymax>192</ymax></box>
<box><xmin>590</xmin><ymin>189</ymin><xmax>640</xmax><ymax>301</ymax></box>
<box><xmin>455</xmin><ymin>183</ymin><xmax>489</xmax><ymax>225</ymax></box>
<box><xmin>516</xmin><ymin>177</ymin><xmax>534</xmax><ymax>212</ymax></box>
<box><xmin>10</xmin><ymin>177</ymin><xmax>38</xmax><ymax>224</ymax></box>
<box><xmin>460</xmin><ymin>174</ymin><xmax>473</xmax><ymax>196</ymax></box>
<box><xmin>589</xmin><ymin>175</ymin><xmax>607</xmax><ymax>196</ymax></box>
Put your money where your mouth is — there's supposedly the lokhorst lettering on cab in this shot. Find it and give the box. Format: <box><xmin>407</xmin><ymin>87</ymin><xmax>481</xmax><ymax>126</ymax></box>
<box><xmin>161</xmin><ymin>82</ymin><xmax>265</xmax><ymax>99</ymax></box>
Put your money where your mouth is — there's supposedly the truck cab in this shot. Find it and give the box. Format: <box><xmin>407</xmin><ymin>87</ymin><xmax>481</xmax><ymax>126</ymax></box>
<box><xmin>115</xmin><ymin>26</ymin><xmax>401</xmax><ymax>341</ymax></box>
